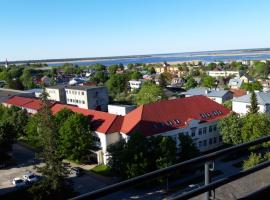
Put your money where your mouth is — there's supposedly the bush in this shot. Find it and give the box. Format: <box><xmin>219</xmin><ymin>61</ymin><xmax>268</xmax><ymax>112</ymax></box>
<box><xmin>243</xmin><ymin>153</ymin><xmax>263</xmax><ymax>170</ymax></box>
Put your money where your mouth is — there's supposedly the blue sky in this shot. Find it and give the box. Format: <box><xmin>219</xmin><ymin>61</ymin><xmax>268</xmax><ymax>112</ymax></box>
<box><xmin>1</xmin><ymin>0</ymin><xmax>270</xmax><ymax>61</ymax></box>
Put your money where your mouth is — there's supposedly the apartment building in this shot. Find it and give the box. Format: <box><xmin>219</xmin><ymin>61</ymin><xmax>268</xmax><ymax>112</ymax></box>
<box><xmin>45</xmin><ymin>85</ymin><xmax>109</xmax><ymax>111</ymax></box>
<box><xmin>207</xmin><ymin>70</ymin><xmax>241</xmax><ymax>78</ymax></box>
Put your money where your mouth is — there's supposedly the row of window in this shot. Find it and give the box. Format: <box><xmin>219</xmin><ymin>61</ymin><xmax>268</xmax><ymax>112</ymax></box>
<box><xmin>66</xmin><ymin>90</ymin><xmax>85</xmax><ymax>95</ymax></box>
<box><xmin>198</xmin><ymin>136</ymin><xmax>222</xmax><ymax>148</ymax></box>
<box><xmin>198</xmin><ymin>125</ymin><xmax>218</xmax><ymax>136</ymax></box>
<box><xmin>67</xmin><ymin>98</ymin><xmax>85</xmax><ymax>104</ymax></box>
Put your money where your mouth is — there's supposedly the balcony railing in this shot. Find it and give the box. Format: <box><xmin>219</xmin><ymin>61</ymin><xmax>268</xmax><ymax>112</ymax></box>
<box><xmin>70</xmin><ymin>135</ymin><xmax>270</xmax><ymax>200</ymax></box>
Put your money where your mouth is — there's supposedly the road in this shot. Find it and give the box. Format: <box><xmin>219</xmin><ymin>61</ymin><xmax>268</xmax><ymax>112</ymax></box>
<box><xmin>0</xmin><ymin>143</ymin><xmax>110</xmax><ymax>196</ymax></box>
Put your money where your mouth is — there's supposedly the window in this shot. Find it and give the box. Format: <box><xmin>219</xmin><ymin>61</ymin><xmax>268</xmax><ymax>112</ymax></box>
<box><xmin>203</xmin><ymin>140</ymin><xmax>207</xmax><ymax>147</ymax></box>
<box><xmin>213</xmin><ymin>125</ymin><xmax>217</xmax><ymax>131</ymax></box>
<box><xmin>209</xmin><ymin>126</ymin><xmax>213</xmax><ymax>133</ymax></box>
<box><xmin>203</xmin><ymin>127</ymin><xmax>207</xmax><ymax>134</ymax></box>
<box><xmin>213</xmin><ymin>137</ymin><xmax>217</xmax><ymax>144</ymax></box>
<box><xmin>78</xmin><ymin>100</ymin><xmax>81</xmax><ymax>104</ymax></box>
<box><xmin>198</xmin><ymin>141</ymin><xmax>203</xmax><ymax>148</ymax></box>
<box><xmin>219</xmin><ymin>136</ymin><xmax>223</xmax><ymax>143</ymax></box>
<box><xmin>82</xmin><ymin>91</ymin><xmax>84</xmax><ymax>95</ymax></box>
<box><xmin>209</xmin><ymin>138</ymin><xmax>213</xmax><ymax>145</ymax></box>
<box><xmin>82</xmin><ymin>100</ymin><xmax>85</xmax><ymax>104</ymax></box>
<box><xmin>95</xmin><ymin>91</ymin><xmax>98</xmax><ymax>96</ymax></box>
<box><xmin>75</xmin><ymin>99</ymin><xmax>78</xmax><ymax>103</ymax></box>
<box><xmin>191</xmin><ymin>128</ymin><xmax>196</xmax><ymax>137</ymax></box>
<box><xmin>198</xmin><ymin>128</ymin><xmax>202</xmax><ymax>135</ymax></box>
<box><xmin>96</xmin><ymin>100</ymin><xmax>99</xmax><ymax>105</ymax></box>
<box><xmin>75</xmin><ymin>91</ymin><xmax>77</xmax><ymax>95</ymax></box>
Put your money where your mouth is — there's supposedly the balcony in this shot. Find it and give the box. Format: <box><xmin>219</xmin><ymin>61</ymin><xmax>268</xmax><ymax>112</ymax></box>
<box><xmin>70</xmin><ymin>135</ymin><xmax>270</xmax><ymax>200</ymax></box>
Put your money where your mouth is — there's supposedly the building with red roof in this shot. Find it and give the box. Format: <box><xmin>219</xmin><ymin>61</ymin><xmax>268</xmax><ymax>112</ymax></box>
<box><xmin>3</xmin><ymin>95</ymin><xmax>231</xmax><ymax>165</ymax></box>
<box><xmin>3</xmin><ymin>96</ymin><xmax>55</xmax><ymax>114</ymax></box>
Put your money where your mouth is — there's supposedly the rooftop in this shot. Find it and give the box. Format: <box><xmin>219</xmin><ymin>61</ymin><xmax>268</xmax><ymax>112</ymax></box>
<box><xmin>46</xmin><ymin>85</ymin><xmax>106</xmax><ymax>91</ymax></box>
<box><xmin>233</xmin><ymin>91</ymin><xmax>270</xmax><ymax>105</ymax></box>
<box><xmin>183</xmin><ymin>87</ymin><xmax>230</xmax><ymax>98</ymax></box>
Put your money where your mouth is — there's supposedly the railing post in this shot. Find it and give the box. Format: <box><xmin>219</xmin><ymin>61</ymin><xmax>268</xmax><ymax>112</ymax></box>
<box><xmin>204</xmin><ymin>161</ymin><xmax>215</xmax><ymax>200</ymax></box>
<box><xmin>204</xmin><ymin>161</ymin><xmax>210</xmax><ymax>200</ymax></box>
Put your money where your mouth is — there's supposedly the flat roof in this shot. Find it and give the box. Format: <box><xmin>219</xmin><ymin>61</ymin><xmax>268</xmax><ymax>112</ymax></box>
<box><xmin>46</xmin><ymin>85</ymin><xmax>106</xmax><ymax>90</ymax></box>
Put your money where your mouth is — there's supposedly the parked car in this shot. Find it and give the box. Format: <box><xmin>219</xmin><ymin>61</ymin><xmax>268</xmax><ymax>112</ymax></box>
<box><xmin>12</xmin><ymin>178</ymin><xmax>27</xmax><ymax>187</ymax></box>
<box><xmin>23</xmin><ymin>172</ymin><xmax>38</xmax><ymax>183</ymax></box>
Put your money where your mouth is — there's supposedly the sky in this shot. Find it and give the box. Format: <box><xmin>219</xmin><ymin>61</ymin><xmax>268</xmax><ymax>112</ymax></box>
<box><xmin>1</xmin><ymin>0</ymin><xmax>270</xmax><ymax>61</ymax></box>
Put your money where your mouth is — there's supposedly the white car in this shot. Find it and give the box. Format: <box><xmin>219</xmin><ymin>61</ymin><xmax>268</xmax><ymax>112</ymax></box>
<box><xmin>12</xmin><ymin>178</ymin><xmax>27</xmax><ymax>187</ymax></box>
<box><xmin>23</xmin><ymin>172</ymin><xmax>38</xmax><ymax>183</ymax></box>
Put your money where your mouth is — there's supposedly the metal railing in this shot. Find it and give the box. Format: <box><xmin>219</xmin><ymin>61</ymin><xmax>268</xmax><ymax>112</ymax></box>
<box><xmin>70</xmin><ymin>135</ymin><xmax>270</xmax><ymax>200</ymax></box>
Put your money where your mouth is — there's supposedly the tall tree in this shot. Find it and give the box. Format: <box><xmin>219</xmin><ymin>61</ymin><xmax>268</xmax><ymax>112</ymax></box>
<box><xmin>136</xmin><ymin>82</ymin><xmax>165</xmax><ymax>105</ymax></box>
<box><xmin>185</xmin><ymin>76</ymin><xmax>197</xmax><ymax>90</ymax></box>
<box><xmin>29</xmin><ymin>90</ymin><xmax>73</xmax><ymax>200</ymax></box>
<box><xmin>218</xmin><ymin>113</ymin><xmax>243</xmax><ymax>145</ymax></box>
<box><xmin>59</xmin><ymin>113</ymin><xmax>92</xmax><ymax>162</ymax></box>
<box><xmin>178</xmin><ymin>133</ymin><xmax>199</xmax><ymax>161</ymax></box>
<box><xmin>249</xmin><ymin>91</ymin><xmax>259</xmax><ymax>114</ymax></box>
<box><xmin>0</xmin><ymin>121</ymin><xmax>16</xmax><ymax>162</ymax></box>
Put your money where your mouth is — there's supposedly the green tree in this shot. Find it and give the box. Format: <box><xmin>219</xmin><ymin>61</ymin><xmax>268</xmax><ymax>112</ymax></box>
<box><xmin>249</xmin><ymin>91</ymin><xmax>259</xmax><ymax>114</ymax></box>
<box><xmin>0</xmin><ymin>121</ymin><xmax>16</xmax><ymax>162</ymax></box>
<box><xmin>218</xmin><ymin>113</ymin><xmax>243</xmax><ymax>145</ymax></box>
<box><xmin>243</xmin><ymin>153</ymin><xmax>263</xmax><ymax>170</ymax></box>
<box><xmin>55</xmin><ymin>108</ymin><xmax>74</xmax><ymax>126</ymax></box>
<box><xmin>59</xmin><ymin>113</ymin><xmax>92</xmax><ymax>162</ymax></box>
<box><xmin>178</xmin><ymin>133</ymin><xmax>199</xmax><ymax>161</ymax></box>
<box><xmin>130</xmin><ymin>70</ymin><xmax>142</xmax><ymax>80</ymax></box>
<box><xmin>90</xmin><ymin>71</ymin><xmax>109</xmax><ymax>85</ymax></box>
<box><xmin>155</xmin><ymin>136</ymin><xmax>176</xmax><ymax>169</ymax></box>
<box><xmin>20</xmin><ymin>68</ymin><xmax>35</xmax><ymax>89</ymax></box>
<box><xmin>185</xmin><ymin>76</ymin><xmax>197</xmax><ymax>90</ymax></box>
<box><xmin>202</xmin><ymin>76</ymin><xmax>215</xmax><ymax>88</ymax></box>
<box><xmin>241</xmin><ymin>113</ymin><xmax>270</xmax><ymax>142</ymax></box>
<box><xmin>136</xmin><ymin>82</ymin><xmax>165</xmax><ymax>105</ymax></box>
<box><xmin>107</xmin><ymin>65</ymin><xmax>119</xmax><ymax>74</ymax></box>
<box><xmin>29</xmin><ymin>90</ymin><xmax>73</xmax><ymax>200</ymax></box>
<box><xmin>223</xmin><ymin>100</ymin><xmax>232</xmax><ymax>110</ymax></box>
<box><xmin>25</xmin><ymin>113</ymin><xmax>42</xmax><ymax>147</ymax></box>
<box><xmin>106</xmin><ymin>74</ymin><xmax>128</xmax><ymax>97</ymax></box>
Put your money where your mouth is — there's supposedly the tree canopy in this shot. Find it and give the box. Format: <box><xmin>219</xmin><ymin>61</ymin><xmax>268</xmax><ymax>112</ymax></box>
<box><xmin>136</xmin><ymin>82</ymin><xmax>165</xmax><ymax>105</ymax></box>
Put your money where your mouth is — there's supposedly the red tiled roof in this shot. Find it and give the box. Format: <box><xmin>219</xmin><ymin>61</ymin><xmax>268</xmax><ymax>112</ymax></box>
<box><xmin>229</xmin><ymin>89</ymin><xmax>247</xmax><ymax>98</ymax></box>
<box><xmin>4</xmin><ymin>96</ymin><xmax>45</xmax><ymax>111</ymax></box>
<box><xmin>120</xmin><ymin>96</ymin><xmax>231</xmax><ymax>136</ymax></box>
<box><xmin>51</xmin><ymin>104</ymin><xmax>120</xmax><ymax>134</ymax></box>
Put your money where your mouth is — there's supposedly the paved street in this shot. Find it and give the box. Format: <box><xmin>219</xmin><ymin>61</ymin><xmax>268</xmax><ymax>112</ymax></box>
<box><xmin>0</xmin><ymin>143</ymin><xmax>110</xmax><ymax>196</ymax></box>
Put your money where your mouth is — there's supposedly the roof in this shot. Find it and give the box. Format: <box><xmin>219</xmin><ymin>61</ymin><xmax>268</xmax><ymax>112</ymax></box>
<box><xmin>233</xmin><ymin>92</ymin><xmax>270</xmax><ymax>105</ymax></box>
<box><xmin>4</xmin><ymin>96</ymin><xmax>54</xmax><ymax>111</ymax></box>
<box><xmin>46</xmin><ymin>85</ymin><xmax>66</xmax><ymax>89</ymax></box>
<box><xmin>120</xmin><ymin>96</ymin><xmax>231</xmax><ymax>136</ymax></box>
<box><xmin>228</xmin><ymin>77</ymin><xmax>243</xmax><ymax>88</ymax></box>
<box><xmin>65</xmin><ymin>85</ymin><xmax>106</xmax><ymax>91</ymax></box>
<box><xmin>229</xmin><ymin>89</ymin><xmax>247</xmax><ymax>98</ymax></box>
<box><xmin>51</xmin><ymin>104</ymin><xmax>122</xmax><ymax>134</ymax></box>
<box><xmin>183</xmin><ymin>88</ymin><xmax>230</xmax><ymax>98</ymax></box>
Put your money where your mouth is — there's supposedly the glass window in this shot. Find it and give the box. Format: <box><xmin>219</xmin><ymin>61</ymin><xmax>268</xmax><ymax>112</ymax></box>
<box><xmin>209</xmin><ymin>126</ymin><xmax>212</xmax><ymax>132</ymax></box>
<box><xmin>213</xmin><ymin>137</ymin><xmax>217</xmax><ymax>143</ymax></box>
<box><xmin>203</xmin><ymin>140</ymin><xmax>207</xmax><ymax>146</ymax></box>
<box><xmin>209</xmin><ymin>138</ymin><xmax>213</xmax><ymax>145</ymax></box>
<box><xmin>82</xmin><ymin>92</ymin><xmax>84</xmax><ymax>95</ymax></box>
<box><xmin>198</xmin><ymin>141</ymin><xmax>203</xmax><ymax>147</ymax></box>
<box><xmin>203</xmin><ymin>127</ymin><xmax>207</xmax><ymax>134</ymax></box>
<box><xmin>213</xmin><ymin>125</ymin><xmax>217</xmax><ymax>131</ymax></box>
<box><xmin>198</xmin><ymin>128</ymin><xmax>202</xmax><ymax>135</ymax></box>
<box><xmin>82</xmin><ymin>100</ymin><xmax>85</xmax><ymax>104</ymax></box>
<box><xmin>191</xmin><ymin>128</ymin><xmax>196</xmax><ymax>137</ymax></box>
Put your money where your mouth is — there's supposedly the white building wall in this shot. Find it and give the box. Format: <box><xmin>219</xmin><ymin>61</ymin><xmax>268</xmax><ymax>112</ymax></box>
<box><xmin>232</xmin><ymin>101</ymin><xmax>266</xmax><ymax>115</ymax></box>
<box><xmin>46</xmin><ymin>88</ymin><xmax>61</xmax><ymax>102</ymax></box>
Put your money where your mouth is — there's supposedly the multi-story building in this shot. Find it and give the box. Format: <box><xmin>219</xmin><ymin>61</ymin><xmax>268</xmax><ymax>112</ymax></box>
<box><xmin>207</xmin><ymin>70</ymin><xmax>241</xmax><ymax>78</ymax></box>
<box><xmin>45</xmin><ymin>85</ymin><xmax>67</xmax><ymax>103</ymax></box>
<box><xmin>45</xmin><ymin>85</ymin><xmax>109</xmax><ymax>111</ymax></box>
<box><xmin>232</xmin><ymin>92</ymin><xmax>270</xmax><ymax>115</ymax></box>
<box><xmin>128</xmin><ymin>80</ymin><xmax>144</xmax><ymax>91</ymax></box>
<box><xmin>65</xmin><ymin>86</ymin><xmax>109</xmax><ymax>111</ymax></box>
<box><xmin>52</xmin><ymin>96</ymin><xmax>231</xmax><ymax>164</ymax></box>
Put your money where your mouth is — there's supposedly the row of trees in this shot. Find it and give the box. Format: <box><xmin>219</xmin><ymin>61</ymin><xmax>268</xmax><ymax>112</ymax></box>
<box><xmin>107</xmin><ymin>132</ymin><xmax>199</xmax><ymax>179</ymax></box>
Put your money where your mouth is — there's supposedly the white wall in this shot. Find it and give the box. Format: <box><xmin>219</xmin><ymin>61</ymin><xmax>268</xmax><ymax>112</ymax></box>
<box><xmin>232</xmin><ymin>101</ymin><xmax>266</xmax><ymax>115</ymax></box>
<box><xmin>108</xmin><ymin>105</ymin><xmax>136</xmax><ymax>116</ymax></box>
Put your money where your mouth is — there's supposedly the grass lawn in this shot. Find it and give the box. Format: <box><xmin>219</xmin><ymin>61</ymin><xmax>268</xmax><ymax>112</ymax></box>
<box><xmin>90</xmin><ymin>165</ymin><xmax>113</xmax><ymax>177</ymax></box>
